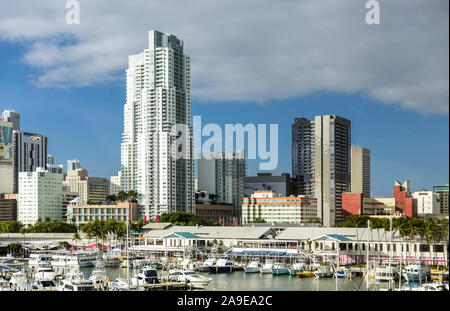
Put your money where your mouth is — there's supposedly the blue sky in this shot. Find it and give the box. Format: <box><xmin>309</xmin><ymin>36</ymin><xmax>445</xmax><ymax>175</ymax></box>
<box><xmin>1</xmin><ymin>39</ymin><xmax>448</xmax><ymax>198</ymax></box>
<box><xmin>0</xmin><ymin>1</ymin><xmax>448</xmax><ymax>198</ymax></box>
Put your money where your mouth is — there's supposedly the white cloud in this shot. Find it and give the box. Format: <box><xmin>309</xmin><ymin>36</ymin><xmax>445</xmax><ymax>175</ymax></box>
<box><xmin>0</xmin><ymin>0</ymin><xmax>448</xmax><ymax>114</ymax></box>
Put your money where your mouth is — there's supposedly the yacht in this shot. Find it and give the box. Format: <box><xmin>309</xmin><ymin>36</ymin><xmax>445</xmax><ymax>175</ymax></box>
<box><xmin>89</xmin><ymin>258</ymin><xmax>109</xmax><ymax>287</ymax></box>
<box><xmin>0</xmin><ymin>278</ymin><xmax>12</xmax><ymax>291</ymax></box>
<box><xmin>272</xmin><ymin>263</ymin><xmax>290</xmax><ymax>275</ymax></box>
<box><xmin>51</xmin><ymin>252</ymin><xmax>96</xmax><ymax>271</ymax></box>
<box><xmin>102</xmin><ymin>254</ymin><xmax>122</xmax><ymax>267</ymax></box>
<box><xmin>289</xmin><ymin>262</ymin><xmax>306</xmax><ymax>276</ymax></box>
<box><xmin>29</xmin><ymin>253</ymin><xmax>54</xmax><ymax>269</ymax></box>
<box><xmin>373</xmin><ymin>266</ymin><xmax>400</xmax><ymax>282</ymax></box>
<box><xmin>313</xmin><ymin>266</ymin><xmax>334</xmax><ymax>278</ymax></box>
<box><xmin>58</xmin><ymin>271</ymin><xmax>95</xmax><ymax>291</ymax></box>
<box><xmin>244</xmin><ymin>261</ymin><xmax>262</xmax><ymax>273</ymax></box>
<box><xmin>109</xmin><ymin>278</ymin><xmax>139</xmax><ymax>291</ymax></box>
<box><xmin>131</xmin><ymin>267</ymin><xmax>159</xmax><ymax>287</ymax></box>
<box><xmin>334</xmin><ymin>267</ymin><xmax>351</xmax><ymax>279</ymax></box>
<box><xmin>9</xmin><ymin>271</ymin><xmax>29</xmax><ymax>291</ymax></box>
<box><xmin>196</xmin><ymin>257</ymin><xmax>217</xmax><ymax>272</ymax></box>
<box><xmin>398</xmin><ymin>282</ymin><xmax>448</xmax><ymax>291</ymax></box>
<box><xmin>404</xmin><ymin>263</ymin><xmax>431</xmax><ymax>283</ymax></box>
<box><xmin>259</xmin><ymin>261</ymin><xmax>274</xmax><ymax>274</ymax></box>
<box><xmin>34</xmin><ymin>264</ymin><xmax>57</xmax><ymax>281</ymax></box>
<box><xmin>32</xmin><ymin>278</ymin><xmax>57</xmax><ymax>291</ymax></box>
<box><xmin>208</xmin><ymin>258</ymin><xmax>235</xmax><ymax>273</ymax></box>
<box><xmin>133</xmin><ymin>258</ymin><xmax>152</xmax><ymax>269</ymax></box>
<box><xmin>164</xmin><ymin>269</ymin><xmax>212</xmax><ymax>289</ymax></box>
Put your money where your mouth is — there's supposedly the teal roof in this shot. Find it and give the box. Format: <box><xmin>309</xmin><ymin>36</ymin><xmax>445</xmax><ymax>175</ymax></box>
<box><xmin>172</xmin><ymin>232</ymin><xmax>200</xmax><ymax>238</ymax></box>
<box><xmin>326</xmin><ymin>234</ymin><xmax>351</xmax><ymax>241</ymax></box>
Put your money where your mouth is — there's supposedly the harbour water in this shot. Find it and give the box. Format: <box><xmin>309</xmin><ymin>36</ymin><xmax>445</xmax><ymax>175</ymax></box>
<box><xmin>79</xmin><ymin>267</ymin><xmax>367</xmax><ymax>291</ymax></box>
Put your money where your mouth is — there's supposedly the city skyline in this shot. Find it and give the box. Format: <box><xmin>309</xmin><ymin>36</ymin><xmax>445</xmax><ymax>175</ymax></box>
<box><xmin>0</xmin><ymin>1</ymin><xmax>448</xmax><ymax>198</ymax></box>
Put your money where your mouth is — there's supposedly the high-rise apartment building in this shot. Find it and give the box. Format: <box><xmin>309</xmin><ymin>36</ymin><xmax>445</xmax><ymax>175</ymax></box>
<box><xmin>433</xmin><ymin>185</ymin><xmax>449</xmax><ymax>215</ymax></box>
<box><xmin>0</xmin><ymin>118</ymin><xmax>14</xmax><ymax>194</ymax></box>
<box><xmin>47</xmin><ymin>154</ymin><xmax>54</xmax><ymax>165</ymax></box>
<box><xmin>17</xmin><ymin>168</ymin><xmax>63</xmax><ymax>225</ymax></box>
<box><xmin>292</xmin><ymin>115</ymin><xmax>351</xmax><ymax>226</ymax></box>
<box><xmin>121</xmin><ymin>30</ymin><xmax>195</xmax><ymax>218</ymax></box>
<box><xmin>1</xmin><ymin>110</ymin><xmax>20</xmax><ymax>131</ymax></box>
<box><xmin>351</xmin><ymin>147</ymin><xmax>371</xmax><ymax>198</ymax></box>
<box><xmin>197</xmin><ymin>151</ymin><xmax>246</xmax><ymax>218</ymax></box>
<box><xmin>67</xmin><ymin>159</ymin><xmax>81</xmax><ymax>172</ymax></box>
<box><xmin>110</xmin><ymin>171</ymin><xmax>122</xmax><ymax>195</ymax></box>
<box><xmin>63</xmin><ymin>168</ymin><xmax>109</xmax><ymax>205</ymax></box>
<box><xmin>13</xmin><ymin>131</ymin><xmax>48</xmax><ymax>193</ymax></box>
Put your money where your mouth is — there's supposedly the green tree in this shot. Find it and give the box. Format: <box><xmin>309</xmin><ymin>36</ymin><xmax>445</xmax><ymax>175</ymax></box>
<box><xmin>252</xmin><ymin>218</ymin><xmax>267</xmax><ymax>223</ymax></box>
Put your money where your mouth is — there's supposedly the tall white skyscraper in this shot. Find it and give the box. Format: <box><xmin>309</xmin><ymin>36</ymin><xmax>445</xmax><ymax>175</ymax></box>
<box><xmin>121</xmin><ymin>30</ymin><xmax>194</xmax><ymax>219</ymax></box>
<box><xmin>110</xmin><ymin>171</ymin><xmax>122</xmax><ymax>195</ymax></box>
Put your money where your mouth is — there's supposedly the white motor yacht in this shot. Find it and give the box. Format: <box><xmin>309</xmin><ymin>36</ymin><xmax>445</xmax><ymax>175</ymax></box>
<box><xmin>403</xmin><ymin>263</ymin><xmax>431</xmax><ymax>283</ymax></box>
<box><xmin>209</xmin><ymin>258</ymin><xmax>235</xmax><ymax>273</ymax></box>
<box><xmin>165</xmin><ymin>269</ymin><xmax>212</xmax><ymax>289</ymax></box>
<box><xmin>289</xmin><ymin>262</ymin><xmax>306</xmax><ymax>276</ymax></box>
<box><xmin>260</xmin><ymin>261</ymin><xmax>274</xmax><ymax>274</ymax></box>
<box><xmin>28</xmin><ymin>253</ymin><xmax>54</xmax><ymax>269</ymax></box>
<box><xmin>244</xmin><ymin>261</ymin><xmax>261</xmax><ymax>273</ymax></box>
<box><xmin>313</xmin><ymin>266</ymin><xmax>334</xmax><ymax>278</ymax></box>
<box><xmin>397</xmin><ymin>282</ymin><xmax>448</xmax><ymax>291</ymax></box>
<box><xmin>131</xmin><ymin>267</ymin><xmax>159</xmax><ymax>287</ymax></box>
<box><xmin>373</xmin><ymin>266</ymin><xmax>400</xmax><ymax>282</ymax></box>
<box><xmin>0</xmin><ymin>278</ymin><xmax>12</xmax><ymax>291</ymax></box>
<box><xmin>34</xmin><ymin>264</ymin><xmax>57</xmax><ymax>281</ymax></box>
<box><xmin>196</xmin><ymin>257</ymin><xmax>217</xmax><ymax>272</ymax></box>
<box><xmin>9</xmin><ymin>271</ymin><xmax>29</xmax><ymax>291</ymax></box>
<box><xmin>58</xmin><ymin>271</ymin><xmax>95</xmax><ymax>291</ymax></box>
<box><xmin>89</xmin><ymin>258</ymin><xmax>109</xmax><ymax>287</ymax></box>
<box><xmin>272</xmin><ymin>263</ymin><xmax>290</xmax><ymax>275</ymax></box>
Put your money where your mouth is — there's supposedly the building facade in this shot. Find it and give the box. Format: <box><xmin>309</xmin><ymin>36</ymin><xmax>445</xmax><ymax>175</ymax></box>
<box><xmin>67</xmin><ymin>159</ymin><xmax>81</xmax><ymax>172</ymax></box>
<box><xmin>292</xmin><ymin>115</ymin><xmax>351</xmax><ymax>227</ymax></box>
<box><xmin>62</xmin><ymin>168</ymin><xmax>109</xmax><ymax>205</ymax></box>
<box><xmin>13</xmin><ymin>131</ymin><xmax>48</xmax><ymax>193</ymax></box>
<box><xmin>412</xmin><ymin>190</ymin><xmax>441</xmax><ymax>217</ymax></box>
<box><xmin>242</xmin><ymin>191</ymin><xmax>317</xmax><ymax>224</ymax></box>
<box><xmin>110</xmin><ymin>171</ymin><xmax>122</xmax><ymax>195</ymax></box>
<box><xmin>0</xmin><ymin>193</ymin><xmax>17</xmax><ymax>222</ymax></box>
<box><xmin>0</xmin><ymin>118</ymin><xmax>14</xmax><ymax>194</ymax></box>
<box><xmin>197</xmin><ymin>151</ymin><xmax>246</xmax><ymax>219</ymax></box>
<box><xmin>195</xmin><ymin>204</ymin><xmax>234</xmax><ymax>224</ymax></box>
<box><xmin>67</xmin><ymin>202</ymin><xmax>139</xmax><ymax>224</ymax></box>
<box><xmin>342</xmin><ymin>192</ymin><xmax>396</xmax><ymax>218</ymax></box>
<box><xmin>17</xmin><ymin>168</ymin><xmax>63</xmax><ymax>225</ymax></box>
<box><xmin>433</xmin><ymin>185</ymin><xmax>449</xmax><ymax>215</ymax></box>
<box><xmin>393</xmin><ymin>180</ymin><xmax>417</xmax><ymax>218</ymax></box>
<box><xmin>351</xmin><ymin>147</ymin><xmax>371</xmax><ymax>198</ymax></box>
<box><xmin>121</xmin><ymin>30</ymin><xmax>195</xmax><ymax>219</ymax></box>
<box><xmin>244</xmin><ymin>173</ymin><xmax>293</xmax><ymax>197</ymax></box>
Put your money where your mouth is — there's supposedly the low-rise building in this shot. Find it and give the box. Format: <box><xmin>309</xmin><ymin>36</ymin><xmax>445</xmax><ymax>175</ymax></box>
<box><xmin>67</xmin><ymin>201</ymin><xmax>139</xmax><ymax>224</ymax></box>
<box><xmin>195</xmin><ymin>204</ymin><xmax>234</xmax><ymax>224</ymax></box>
<box><xmin>242</xmin><ymin>191</ymin><xmax>317</xmax><ymax>224</ymax></box>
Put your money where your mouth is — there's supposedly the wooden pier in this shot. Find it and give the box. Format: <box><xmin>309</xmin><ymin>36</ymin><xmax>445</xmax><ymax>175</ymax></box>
<box><xmin>141</xmin><ymin>281</ymin><xmax>190</xmax><ymax>291</ymax></box>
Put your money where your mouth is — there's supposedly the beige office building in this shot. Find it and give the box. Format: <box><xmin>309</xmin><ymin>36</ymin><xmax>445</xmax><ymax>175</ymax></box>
<box><xmin>351</xmin><ymin>147</ymin><xmax>371</xmax><ymax>198</ymax></box>
<box><xmin>63</xmin><ymin>168</ymin><xmax>109</xmax><ymax>205</ymax></box>
<box><xmin>242</xmin><ymin>191</ymin><xmax>317</xmax><ymax>224</ymax></box>
<box><xmin>67</xmin><ymin>202</ymin><xmax>138</xmax><ymax>224</ymax></box>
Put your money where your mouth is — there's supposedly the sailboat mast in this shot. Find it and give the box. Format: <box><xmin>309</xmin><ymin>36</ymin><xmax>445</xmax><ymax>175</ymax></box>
<box><xmin>126</xmin><ymin>200</ymin><xmax>130</xmax><ymax>289</ymax></box>
<box><xmin>366</xmin><ymin>220</ymin><xmax>370</xmax><ymax>291</ymax></box>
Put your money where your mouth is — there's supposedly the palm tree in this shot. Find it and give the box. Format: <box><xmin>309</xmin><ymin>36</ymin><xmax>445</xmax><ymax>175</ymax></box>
<box><xmin>73</xmin><ymin>231</ymin><xmax>81</xmax><ymax>246</ymax></box>
<box><xmin>419</xmin><ymin>218</ymin><xmax>437</xmax><ymax>266</ymax></box>
<box><xmin>116</xmin><ymin>191</ymin><xmax>128</xmax><ymax>202</ymax></box>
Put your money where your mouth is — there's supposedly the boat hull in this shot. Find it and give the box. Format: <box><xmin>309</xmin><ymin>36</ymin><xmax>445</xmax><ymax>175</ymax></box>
<box><xmin>272</xmin><ymin>268</ymin><xmax>290</xmax><ymax>275</ymax></box>
<box><xmin>244</xmin><ymin>267</ymin><xmax>260</xmax><ymax>273</ymax></box>
<box><xmin>208</xmin><ymin>266</ymin><xmax>234</xmax><ymax>273</ymax></box>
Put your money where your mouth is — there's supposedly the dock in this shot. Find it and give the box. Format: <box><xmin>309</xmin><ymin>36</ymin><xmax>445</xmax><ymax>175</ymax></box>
<box><xmin>141</xmin><ymin>281</ymin><xmax>190</xmax><ymax>291</ymax></box>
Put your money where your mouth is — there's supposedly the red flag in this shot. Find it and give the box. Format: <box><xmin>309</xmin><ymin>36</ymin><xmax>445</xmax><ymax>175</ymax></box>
<box><xmin>155</xmin><ymin>215</ymin><xmax>159</xmax><ymax>223</ymax></box>
<box><xmin>244</xmin><ymin>218</ymin><xmax>246</xmax><ymax>226</ymax></box>
<box><xmin>144</xmin><ymin>215</ymin><xmax>147</xmax><ymax>223</ymax></box>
